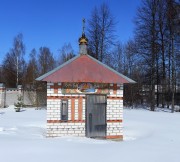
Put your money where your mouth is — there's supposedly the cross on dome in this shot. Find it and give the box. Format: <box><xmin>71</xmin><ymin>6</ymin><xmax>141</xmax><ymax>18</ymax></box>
<box><xmin>79</xmin><ymin>18</ymin><xmax>88</xmax><ymax>45</ymax></box>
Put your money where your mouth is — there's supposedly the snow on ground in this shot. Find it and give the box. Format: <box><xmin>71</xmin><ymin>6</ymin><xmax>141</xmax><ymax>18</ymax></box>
<box><xmin>0</xmin><ymin>106</ymin><xmax>180</xmax><ymax>162</ymax></box>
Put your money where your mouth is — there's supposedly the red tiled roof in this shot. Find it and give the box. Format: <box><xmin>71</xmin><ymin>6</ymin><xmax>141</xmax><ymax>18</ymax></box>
<box><xmin>36</xmin><ymin>54</ymin><xmax>135</xmax><ymax>84</ymax></box>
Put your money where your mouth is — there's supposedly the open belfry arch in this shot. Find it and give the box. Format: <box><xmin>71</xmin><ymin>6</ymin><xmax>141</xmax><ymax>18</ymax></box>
<box><xmin>36</xmin><ymin>19</ymin><xmax>135</xmax><ymax>140</ymax></box>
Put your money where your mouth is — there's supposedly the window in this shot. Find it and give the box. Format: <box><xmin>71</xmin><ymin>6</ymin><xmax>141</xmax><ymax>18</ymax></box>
<box><xmin>61</xmin><ymin>100</ymin><xmax>68</xmax><ymax>121</ymax></box>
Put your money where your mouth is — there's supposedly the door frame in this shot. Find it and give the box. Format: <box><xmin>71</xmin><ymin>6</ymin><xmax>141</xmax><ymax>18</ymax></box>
<box><xmin>85</xmin><ymin>94</ymin><xmax>107</xmax><ymax>138</ymax></box>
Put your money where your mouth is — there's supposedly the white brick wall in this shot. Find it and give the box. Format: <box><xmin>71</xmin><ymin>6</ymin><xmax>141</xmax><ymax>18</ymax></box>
<box><xmin>68</xmin><ymin>99</ymin><xmax>71</xmax><ymax>120</ymax></box>
<box><xmin>46</xmin><ymin>82</ymin><xmax>124</xmax><ymax>138</ymax></box>
<box><xmin>47</xmin><ymin>83</ymin><xmax>54</xmax><ymax>86</ymax></box>
<box><xmin>74</xmin><ymin>99</ymin><xmax>78</xmax><ymax>120</ymax></box>
<box><xmin>107</xmin><ymin>84</ymin><xmax>123</xmax><ymax>97</ymax></box>
<box><xmin>107</xmin><ymin>99</ymin><xmax>123</xmax><ymax>120</ymax></box>
<box><xmin>47</xmin><ymin>99</ymin><xmax>61</xmax><ymax>120</ymax></box>
<box><xmin>0</xmin><ymin>88</ymin><xmax>5</xmax><ymax>107</ymax></box>
<box><xmin>47</xmin><ymin>122</ymin><xmax>85</xmax><ymax>137</ymax></box>
<box><xmin>107</xmin><ymin>122</ymin><xmax>123</xmax><ymax>136</ymax></box>
<box><xmin>82</xmin><ymin>99</ymin><xmax>85</xmax><ymax>120</ymax></box>
<box><xmin>106</xmin><ymin>84</ymin><xmax>123</xmax><ymax>137</ymax></box>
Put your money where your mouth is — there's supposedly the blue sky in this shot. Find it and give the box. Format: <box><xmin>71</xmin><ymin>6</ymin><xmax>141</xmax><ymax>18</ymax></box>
<box><xmin>0</xmin><ymin>0</ymin><xmax>141</xmax><ymax>63</ymax></box>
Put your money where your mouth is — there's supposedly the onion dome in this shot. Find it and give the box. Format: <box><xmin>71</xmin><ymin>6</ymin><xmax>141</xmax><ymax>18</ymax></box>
<box><xmin>79</xmin><ymin>33</ymin><xmax>88</xmax><ymax>45</ymax></box>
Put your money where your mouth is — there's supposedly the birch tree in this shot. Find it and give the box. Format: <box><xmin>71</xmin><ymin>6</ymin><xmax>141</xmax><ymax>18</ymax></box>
<box><xmin>2</xmin><ymin>33</ymin><xmax>26</xmax><ymax>87</ymax></box>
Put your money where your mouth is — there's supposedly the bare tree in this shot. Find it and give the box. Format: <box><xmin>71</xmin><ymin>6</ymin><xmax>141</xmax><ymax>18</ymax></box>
<box><xmin>87</xmin><ymin>2</ymin><xmax>116</xmax><ymax>62</ymax></box>
<box><xmin>166</xmin><ymin>0</ymin><xmax>179</xmax><ymax>112</ymax></box>
<box><xmin>38</xmin><ymin>47</ymin><xmax>55</xmax><ymax>76</ymax></box>
<box><xmin>0</xmin><ymin>65</ymin><xmax>4</xmax><ymax>83</ymax></box>
<box><xmin>88</xmin><ymin>7</ymin><xmax>100</xmax><ymax>59</ymax></box>
<box><xmin>134</xmin><ymin>0</ymin><xmax>159</xmax><ymax>111</ymax></box>
<box><xmin>156</xmin><ymin>0</ymin><xmax>168</xmax><ymax>108</ymax></box>
<box><xmin>2</xmin><ymin>33</ymin><xmax>26</xmax><ymax>87</ymax></box>
<box><xmin>132</xmin><ymin>0</ymin><xmax>180</xmax><ymax>111</ymax></box>
<box><xmin>58</xmin><ymin>43</ymin><xmax>75</xmax><ymax>65</ymax></box>
<box><xmin>110</xmin><ymin>42</ymin><xmax>124</xmax><ymax>72</ymax></box>
<box><xmin>25</xmin><ymin>49</ymin><xmax>38</xmax><ymax>86</ymax></box>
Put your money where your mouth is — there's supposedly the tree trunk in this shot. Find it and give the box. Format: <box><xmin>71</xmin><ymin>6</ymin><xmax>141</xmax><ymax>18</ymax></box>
<box><xmin>171</xmin><ymin>35</ymin><xmax>175</xmax><ymax>113</ymax></box>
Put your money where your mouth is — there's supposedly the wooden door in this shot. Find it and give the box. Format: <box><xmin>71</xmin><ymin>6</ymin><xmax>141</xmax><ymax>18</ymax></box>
<box><xmin>86</xmin><ymin>95</ymin><xmax>106</xmax><ymax>138</ymax></box>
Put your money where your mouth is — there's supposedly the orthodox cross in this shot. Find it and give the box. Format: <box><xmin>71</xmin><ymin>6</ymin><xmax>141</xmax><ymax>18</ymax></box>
<box><xmin>82</xmin><ymin>18</ymin><xmax>85</xmax><ymax>33</ymax></box>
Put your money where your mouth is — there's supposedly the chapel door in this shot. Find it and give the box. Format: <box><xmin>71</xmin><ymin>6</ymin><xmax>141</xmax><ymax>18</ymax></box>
<box><xmin>86</xmin><ymin>95</ymin><xmax>106</xmax><ymax>138</ymax></box>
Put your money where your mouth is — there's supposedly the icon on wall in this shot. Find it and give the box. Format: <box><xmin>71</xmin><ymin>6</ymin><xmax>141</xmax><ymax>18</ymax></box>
<box><xmin>77</xmin><ymin>83</ymin><xmax>96</xmax><ymax>93</ymax></box>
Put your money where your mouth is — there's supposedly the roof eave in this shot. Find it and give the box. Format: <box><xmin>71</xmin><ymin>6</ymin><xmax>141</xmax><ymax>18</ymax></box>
<box><xmin>86</xmin><ymin>55</ymin><xmax>136</xmax><ymax>84</ymax></box>
<box><xmin>36</xmin><ymin>54</ymin><xmax>136</xmax><ymax>84</ymax></box>
<box><xmin>35</xmin><ymin>55</ymin><xmax>80</xmax><ymax>81</ymax></box>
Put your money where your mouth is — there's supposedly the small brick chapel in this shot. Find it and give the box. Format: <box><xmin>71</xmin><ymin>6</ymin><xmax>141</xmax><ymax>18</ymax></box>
<box><xmin>37</xmin><ymin>22</ymin><xmax>135</xmax><ymax>140</ymax></box>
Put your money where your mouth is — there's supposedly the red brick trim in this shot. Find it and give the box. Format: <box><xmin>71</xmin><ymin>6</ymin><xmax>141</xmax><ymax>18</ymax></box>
<box><xmin>47</xmin><ymin>96</ymin><xmax>122</xmax><ymax>100</ymax></box>
<box><xmin>117</xmin><ymin>84</ymin><xmax>121</xmax><ymax>88</ymax></box>
<box><xmin>106</xmin><ymin>135</ymin><xmax>123</xmax><ymax>139</ymax></box>
<box><xmin>47</xmin><ymin>120</ymin><xmax>122</xmax><ymax>123</ymax></box>
<box><xmin>107</xmin><ymin>120</ymin><xmax>123</xmax><ymax>123</ymax></box>
<box><xmin>50</xmin><ymin>83</ymin><xmax>62</xmax><ymax>94</ymax></box>
<box><xmin>78</xmin><ymin>97</ymin><xmax>83</xmax><ymax>120</ymax></box>
<box><xmin>71</xmin><ymin>98</ymin><xmax>75</xmax><ymax>121</ymax></box>
<box><xmin>107</xmin><ymin>96</ymin><xmax>123</xmax><ymax>100</ymax></box>
<box><xmin>113</xmin><ymin>84</ymin><xmax>117</xmax><ymax>94</ymax></box>
<box><xmin>47</xmin><ymin>120</ymin><xmax>85</xmax><ymax>123</ymax></box>
<box><xmin>47</xmin><ymin>96</ymin><xmax>85</xmax><ymax>100</ymax></box>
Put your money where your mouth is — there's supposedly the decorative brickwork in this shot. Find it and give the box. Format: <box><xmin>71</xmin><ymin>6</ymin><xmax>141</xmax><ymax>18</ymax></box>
<box><xmin>46</xmin><ymin>82</ymin><xmax>124</xmax><ymax>139</ymax></box>
<box><xmin>71</xmin><ymin>98</ymin><xmax>75</xmax><ymax>121</ymax></box>
<box><xmin>78</xmin><ymin>97</ymin><xmax>83</xmax><ymax>120</ymax></box>
<box><xmin>50</xmin><ymin>83</ymin><xmax>62</xmax><ymax>92</ymax></box>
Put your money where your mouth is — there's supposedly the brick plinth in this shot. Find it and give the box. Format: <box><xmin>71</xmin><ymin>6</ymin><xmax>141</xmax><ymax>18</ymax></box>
<box><xmin>47</xmin><ymin>122</ymin><xmax>85</xmax><ymax>137</ymax></box>
<box><xmin>106</xmin><ymin>135</ymin><xmax>123</xmax><ymax>140</ymax></box>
